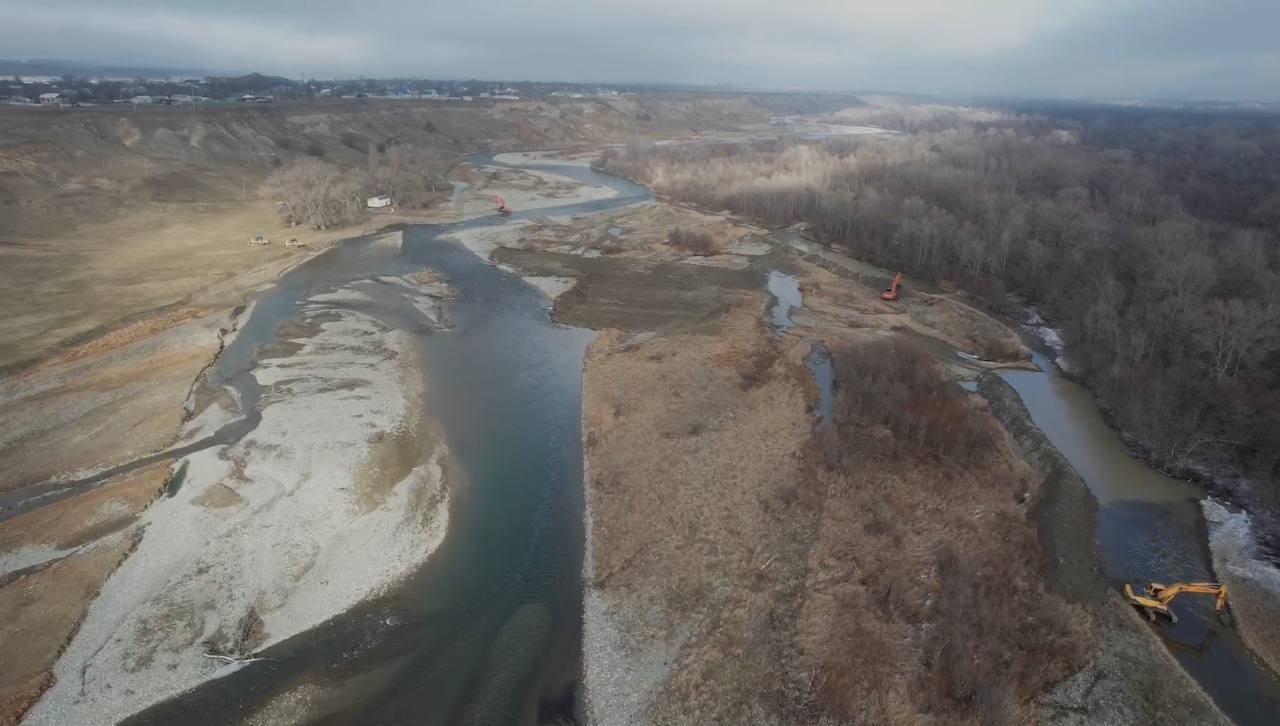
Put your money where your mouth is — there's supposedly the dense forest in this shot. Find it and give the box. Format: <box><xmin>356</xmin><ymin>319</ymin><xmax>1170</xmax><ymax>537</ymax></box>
<box><xmin>598</xmin><ymin>107</ymin><xmax>1280</xmax><ymax>537</ymax></box>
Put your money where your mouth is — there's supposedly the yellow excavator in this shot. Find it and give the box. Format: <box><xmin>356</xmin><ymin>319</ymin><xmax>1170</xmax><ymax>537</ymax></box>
<box><xmin>1124</xmin><ymin>581</ymin><xmax>1229</xmax><ymax>624</ymax></box>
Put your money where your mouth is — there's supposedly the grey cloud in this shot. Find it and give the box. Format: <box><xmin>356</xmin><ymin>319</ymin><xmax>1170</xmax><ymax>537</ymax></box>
<box><xmin>0</xmin><ymin>0</ymin><xmax>1276</xmax><ymax>101</ymax></box>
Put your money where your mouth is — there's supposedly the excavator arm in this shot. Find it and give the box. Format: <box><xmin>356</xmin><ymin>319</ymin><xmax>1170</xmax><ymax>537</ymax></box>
<box><xmin>1147</xmin><ymin>582</ymin><xmax>1229</xmax><ymax>611</ymax></box>
<box><xmin>881</xmin><ymin>272</ymin><xmax>903</xmax><ymax>301</ymax></box>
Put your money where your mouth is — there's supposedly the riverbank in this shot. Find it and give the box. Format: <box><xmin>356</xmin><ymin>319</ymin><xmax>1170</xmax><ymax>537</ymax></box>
<box><xmin>980</xmin><ymin>374</ymin><xmax>1230</xmax><ymax>724</ymax></box>
<box><xmin>580</xmin><ymin>308</ymin><xmax>818</xmax><ymax>723</ymax></box>
<box><xmin>543</xmin><ymin>173</ymin><xmax>1267</xmax><ymax>721</ymax></box>
<box><xmin>512</xmin><ymin>189</ymin><xmax>1069</xmax><ymax>720</ymax></box>
<box><xmin>1203</xmin><ymin>500</ymin><xmax>1280</xmax><ymax>676</ymax></box>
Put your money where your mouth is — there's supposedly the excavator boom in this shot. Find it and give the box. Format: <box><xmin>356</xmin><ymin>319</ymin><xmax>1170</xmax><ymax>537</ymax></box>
<box><xmin>881</xmin><ymin>272</ymin><xmax>903</xmax><ymax>301</ymax></box>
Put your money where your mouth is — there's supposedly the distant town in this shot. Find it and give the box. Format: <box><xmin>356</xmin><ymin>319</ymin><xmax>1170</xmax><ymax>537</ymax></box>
<box><xmin>2</xmin><ymin>65</ymin><xmax>666</xmax><ymax>108</ymax></box>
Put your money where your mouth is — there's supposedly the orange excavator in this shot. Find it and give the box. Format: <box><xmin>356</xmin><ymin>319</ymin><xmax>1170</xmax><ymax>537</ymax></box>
<box><xmin>881</xmin><ymin>272</ymin><xmax>903</xmax><ymax>301</ymax></box>
<box><xmin>1124</xmin><ymin>581</ymin><xmax>1229</xmax><ymax>624</ymax></box>
<box><xmin>495</xmin><ymin>195</ymin><xmax>513</xmax><ymax>215</ymax></box>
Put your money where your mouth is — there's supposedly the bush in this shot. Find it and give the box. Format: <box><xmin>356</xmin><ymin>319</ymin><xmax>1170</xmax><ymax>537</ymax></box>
<box><xmin>806</xmin><ymin>336</ymin><xmax>1089</xmax><ymax>724</ymax></box>
<box><xmin>823</xmin><ymin>337</ymin><xmax>996</xmax><ymax>461</ymax></box>
<box><xmin>669</xmin><ymin>226</ymin><xmax>716</xmax><ymax>255</ymax></box>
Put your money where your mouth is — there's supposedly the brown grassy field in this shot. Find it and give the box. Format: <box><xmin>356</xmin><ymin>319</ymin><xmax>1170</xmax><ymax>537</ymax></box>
<box><xmin>580</xmin><ymin>305</ymin><xmax>1085</xmax><ymax>723</ymax></box>
<box><xmin>798</xmin><ymin>339</ymin><xmax>1089</xmax><ymax>724</ymax></box>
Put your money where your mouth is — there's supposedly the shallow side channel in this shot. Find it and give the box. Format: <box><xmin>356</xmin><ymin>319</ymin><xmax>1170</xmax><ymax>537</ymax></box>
<box><xmin>1001</xmin><ymin>354</ymin><xmax>1280</xmax><ymax>725</ymax></box>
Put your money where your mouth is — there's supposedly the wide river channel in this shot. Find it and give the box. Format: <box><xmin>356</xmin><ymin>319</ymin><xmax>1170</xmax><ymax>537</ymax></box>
<box><xmin>126</xmin><ymin>156</ymin><xmax>647</xmax><ymax>725</ymax></box>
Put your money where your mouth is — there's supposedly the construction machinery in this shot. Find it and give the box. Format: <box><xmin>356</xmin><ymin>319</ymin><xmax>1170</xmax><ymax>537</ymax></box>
<box><xmin>495</xmin><ymin>195</ymin><xmax>512</xmax><ymax>215</ymax></box>
<box><xmin>1123</xmin><ymin>581</ymin><xmax>1229</xmax><ymax>624</ymax></box>
<box><xmin>881</xmin><ymin>271</ymin><xmax>903</xmax><ymax>301</ymax></box>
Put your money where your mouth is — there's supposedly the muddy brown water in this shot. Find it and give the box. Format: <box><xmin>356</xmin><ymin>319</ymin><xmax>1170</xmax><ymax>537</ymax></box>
<box><xmin>122</xmin><ymin>155</ymin><xmax>649</xmax><ymax>725</ymax></box>
<box><xmin>1003</xmin><ymin>351</ymin><xmax>1280</xmax><ymax>724</ymax></box>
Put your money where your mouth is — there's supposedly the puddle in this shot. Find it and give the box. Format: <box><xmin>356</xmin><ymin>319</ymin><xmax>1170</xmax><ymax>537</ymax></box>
<box><xmin>766</xmin><ymin>270</ymin><xmax>801</xmax><ymax>331</ymax></box>
<box><xmin>804</xmin><ymin>343</ymin><xmax>834</xmax><ymax>428</ymax></box>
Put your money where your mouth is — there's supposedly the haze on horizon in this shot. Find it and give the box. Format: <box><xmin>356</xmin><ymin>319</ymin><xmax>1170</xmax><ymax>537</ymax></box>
<box><xmin>3</xmin><ymin>0</ymin><xmax>1278</xmax><ymax>102</ymax></box>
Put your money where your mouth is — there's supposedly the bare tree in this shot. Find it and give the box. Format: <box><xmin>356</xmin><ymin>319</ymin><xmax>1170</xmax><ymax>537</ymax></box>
<box><xmin>261</xmin><ymin>159</ymin><xmax>363</xmax><ymax>229</ymax></box>
<box><xmin>1192</xmin><ymin>298</ymin><xmax>1278</xmax><ymax>381</ymax></box>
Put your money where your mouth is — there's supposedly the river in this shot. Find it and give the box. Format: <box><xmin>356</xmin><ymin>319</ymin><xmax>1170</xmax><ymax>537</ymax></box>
<box><xmin>1002</xmin><ymin>352</ymin><xmax>1280</xmax><ymax>724</ymax></box>
<box><xmin>124</xmin><ymin>156</ymin><xmax>649</xmax><ymax>725</ymax></box>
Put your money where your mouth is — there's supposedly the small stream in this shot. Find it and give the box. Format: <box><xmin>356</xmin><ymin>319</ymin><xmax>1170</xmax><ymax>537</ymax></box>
<box><xmin>1001</xmin><ymin>352</ymin><xmax>1280</xmax><ymax>724</ymax></box>
<box><xmin>763</xmin><ymin>267</ymin><xmax>834</xmax><ymax>429</ymax></box>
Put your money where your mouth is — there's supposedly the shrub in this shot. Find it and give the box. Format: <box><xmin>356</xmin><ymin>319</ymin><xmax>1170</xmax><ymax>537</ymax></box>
<box><xmin>806</xmin><ymin>336</ymin><xmax>1089</xmax><ymax>724</ymax></box>
<box><xmin>669</xmin><ymin>226</ymin><xmax>716</xmax><ymax>255</ymax></box>
<box><xmin>825</xmin><ymin>337</ymin><xmax>996</xmax><ymax>461</ymax></box>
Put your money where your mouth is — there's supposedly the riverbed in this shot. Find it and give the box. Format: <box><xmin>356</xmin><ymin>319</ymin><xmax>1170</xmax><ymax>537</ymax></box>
<box><xmin>81</xmin><ymin>156</ymin><xmax>652</xmax><ymax>725</ymax></box>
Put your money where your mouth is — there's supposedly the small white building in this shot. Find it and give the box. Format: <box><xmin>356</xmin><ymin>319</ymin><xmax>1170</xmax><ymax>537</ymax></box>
<box><xmin>131</xmin><ymin>95</ymin><xmax>154</xmax><ymax>105</ymax></box>
<box><xmin>367</xmin><ymin>195</ymin><xmax>393</xmax><ymax>209</ymax></box>
<box><xmin>39</xmin><ymin>92</ymin><xmax>61</xmax><ymax>106</ymax></box>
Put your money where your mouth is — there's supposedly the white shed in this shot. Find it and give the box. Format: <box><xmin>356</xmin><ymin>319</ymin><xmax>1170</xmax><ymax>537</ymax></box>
<box><xmin>367</xmin><ymin>195</ymin><xmax>393</xmax><ymax>209</ymax></box>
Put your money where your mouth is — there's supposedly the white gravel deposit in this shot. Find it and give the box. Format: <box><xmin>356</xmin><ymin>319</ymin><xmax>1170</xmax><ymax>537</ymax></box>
<box><xmin>444</xmin><ymin>221</ymin><xmax>534</xmax><ymax>262</ymax></box>
<box><xmin>0</xmin><ymin>543</ymin><xmax>69</xmax><ymax>577</ymax></box>
<box><xmin>1204</xmin><ymin>500</ymin><xmax>1280</xmax><ymax>592</ymax></box>
<box><xmin>492</xmin><ymin>150</ymin><xmax>596</xmax><ymax>167</ymax></box>
<box><xmin>1202</xmin><ymin>498</ymin><xmax>1280</xmax><ymax>675</ymax></box>
<box><xmin>25</xmin><ymin>303</ymin><xmax>450</xmax><ymax>726</ymax></box>
<box><xmin>484</xmin><ymin>167</ymin><xmax>617</xmax><ymax>212</ymax></box>
<box><xmin>523</xmin><ymin>276</ymin><xmax>577</xmax><ymax>300</ymax></box>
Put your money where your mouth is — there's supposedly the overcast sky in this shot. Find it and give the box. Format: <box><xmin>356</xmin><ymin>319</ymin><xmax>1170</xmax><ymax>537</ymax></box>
<box><xmin>2</xmin><ymin>0</ymin><xmax>1277</xmax><ymax>101</ymax></box>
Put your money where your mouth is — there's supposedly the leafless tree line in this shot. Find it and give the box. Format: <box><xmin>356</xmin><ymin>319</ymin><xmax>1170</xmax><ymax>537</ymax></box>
<box><xmin>261</xmin><ymin>141</ymin><xmax>448</xmax><ymax>229</ymax></box>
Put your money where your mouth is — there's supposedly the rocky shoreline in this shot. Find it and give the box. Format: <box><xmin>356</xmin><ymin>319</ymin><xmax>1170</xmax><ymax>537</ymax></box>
<box><xmin>1203</xmin><ymin>499</ymin><xmax>1280</xmax><ymax>677</ymax></box>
